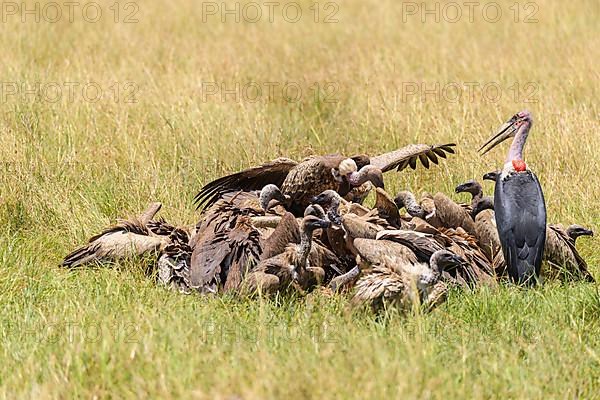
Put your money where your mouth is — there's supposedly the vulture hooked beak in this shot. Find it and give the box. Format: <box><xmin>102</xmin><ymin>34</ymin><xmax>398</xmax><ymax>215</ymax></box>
<box><xmin>455</xmin><ymin>181</ymin><xmax>472</xmax><ymax>194</ymax></box>
<box><xmin>479</xmin><ymin>113</ymin><xmax>521</xmax><ymax>155</ymax></box>
<box><xmin>302</xmin><ymin>214</ymin><xmax>332</xmax><ymax>233</ymax></box>
<box><xmin>449</xmin><ymin>253</ymin><xmax>466</xmax><ymax>266</ymax></box>
<box><xmin>315</xmin><ymin>219</ymin><xmax>332</xmax><ymax>230</ymax></box>
<box><xmin>434</xmin><ymin>251</ymin><xmax>468</xmax><ymax>272</ymax></box>
<box><xmin>483</xmin><ymin>171</ymin><xmax>499</xmax><ymax>182</ymax></box>
<box><xmin>568</xmin><ymin>225</ymin><xmax>594</xmax><ymax>239</ymax></box>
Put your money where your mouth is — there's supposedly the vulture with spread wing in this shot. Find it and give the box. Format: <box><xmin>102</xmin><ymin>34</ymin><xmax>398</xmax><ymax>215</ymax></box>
<box><xmin>194</xmin><ymin>143</ymin><xmax>456</xmax><ymax>215</ymax></box>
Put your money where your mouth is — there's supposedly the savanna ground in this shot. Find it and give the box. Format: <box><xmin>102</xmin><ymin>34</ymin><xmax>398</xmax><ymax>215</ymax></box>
<box><xmin>1</xmin><ymin>0</ymin><xmax>599</xmax><ymax>398</ymax></box>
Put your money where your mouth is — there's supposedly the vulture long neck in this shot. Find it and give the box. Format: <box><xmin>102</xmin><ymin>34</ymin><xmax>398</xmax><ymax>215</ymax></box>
<box><xmin>416</xmin><ymin>254</ymin><xmax>443</xmax><ymax>298</ymax></box>
<box><xmin>428</xmin><ymin>255</ymin><xmax>443</xmax><ymax>281</ymax></box>
<box><xmin>403</xmin><ymin>193</ymin><xmax>425</xmax><ymax>219</ymax></box>
<box><xmin>471</xmin><ymin>183</ymin><xmax>483</xmax><ymax>209</ymax></box>
<box><xmin>472</xmin><ymin>197</ymin><xmax>494</xmax><ymax>218</ymax></box>
<box><xmin>470</xmin><ymin>184</ymin><xmax>484</xmax><ymax>209</ymax></box>
<box><xmin>348</xmin><ymin>166</ymin><xmax>377</xmax><ymax>187</ymax></box>
<box><xmin>298</xmin><ymin>228</ymin><xmax>314</xmax><ymax>271</ymax></box>
<box><xmin>327</xmin><ymin>195</ymin><xmax>343</xmax><ymax>225</ymax></box>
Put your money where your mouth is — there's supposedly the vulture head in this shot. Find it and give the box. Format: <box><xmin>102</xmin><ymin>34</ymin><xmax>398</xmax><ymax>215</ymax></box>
<box><xmin>311</xmin><ymin>190</ymin><xmax>343</xmax><ymax>225</ymax></box>
<box><xmin>259</xmin><ymin>184</ymin><xmax>290</xmax><ymax>212</ymax></box>
<box><xmin>455</xmin><ymin>180</ymin><xmax>482</xmax><ymax>198</ymax></box>
<box><xmin>430</xmin><ymin>250</ymin><xmax>466</xmax><ymax>274</ymax></box>
<box><xmin>416</xmin><ymin>250</ymin><xmax>465</xmax><ymax>298</ymax></box>
<box><xmin>304</xmin><ymin>204</ymin><xmax>327</xmax><ymax>219</ymax></box>
<box><xmin>393</xmin><ymin>190</ymin><xmax>426</xmax><ymax>219</ymax></box>
<box><xmin>333</xmin><ymin>158</ymin><xmax>384</xmax><ymax>190</ymax></box>
<box><xmin>482</xmin><ymin>171</ymin><xmax>500</xmax><ymax>182</ymax></box>
<box><xmin>301</xmin><ymin>214</ymin><xmax>331</xmax><ymax>233</ymax></box>
<box><xmin>347</xmin><ymin>165</ymin><xmax>385</xmax><ymax>189</ymax></box>
<box><xmin>566</xmin><ymin>225</ymin><xmax>594</xmax><ymax>241</ymax></box>
<box><xmin>332</xmin><ymin>158</ymin><xmax>358</xmax><ymax>183</ymax></box>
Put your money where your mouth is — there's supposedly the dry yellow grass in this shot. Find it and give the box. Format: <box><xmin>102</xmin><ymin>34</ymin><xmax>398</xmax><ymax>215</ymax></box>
<box><xmin>1</xmin><ymin>0</ymin><xmax>599</xmax><ymax>398</ymax></box>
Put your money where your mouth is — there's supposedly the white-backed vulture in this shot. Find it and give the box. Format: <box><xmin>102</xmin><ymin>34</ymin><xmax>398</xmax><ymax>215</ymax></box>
<box><xmin>243</xmin><ymin>214</ymin><xmax>333</xmax><ymax>294</ymax></box>
<box><xmin>352</xmin><ymin>250</ymin><xmax>464</xmax><ymax>313</ymax></box>
<box><xmin>377</xmin><ymin>226</ymin><xmax>495</xmax><ymax>288</ymax></box>
<box><xmin>455</xmin><ymin>179</ymin><xmax>500</xmax><ymax>262</ymax></box>
<box><xmin>420</xmin><ymin>192</ymin><xmax>478</xmax><ymax>237</ymax></box>
<box><xmin>544</xmin><ymin>224</ymin><xmax>594</xmax><ymax>282</ymax></box>
<box><xmin>194</xmin><ymin>143</ymin><xmax>456</xmax><ymax>215</ymax></box>
<box><xmin>394</xmin><ymin>191</ymin><xmax>426</xmax><ymax>219</ymax></box>
<box><xmin>61</xmin><ymin>203</ymin><xmax>169</xmax><ymax>268</ymax></box>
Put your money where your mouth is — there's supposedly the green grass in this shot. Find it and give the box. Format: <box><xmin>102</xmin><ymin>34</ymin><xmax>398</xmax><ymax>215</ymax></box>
<box><xmin>1</xmin><ymin>0</ymin><xmax>599</xmax><ymax>398</ymax></box>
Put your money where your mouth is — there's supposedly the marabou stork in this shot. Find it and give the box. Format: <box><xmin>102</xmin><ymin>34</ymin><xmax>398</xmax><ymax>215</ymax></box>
<box><xmin>479</xmin><ymin>110</ymin><xmax>546</xmax><ymax>285</ymax></box>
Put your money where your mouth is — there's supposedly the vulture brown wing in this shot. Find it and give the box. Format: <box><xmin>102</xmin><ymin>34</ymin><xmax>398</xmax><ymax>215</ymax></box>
<box><xmin>190</xmin><ymin>216</ymin><xmax>262</xmax><ymax>293</ymax></box>
<box><xmin>369</xmin><ymin>143</ymin><xmax>456</xmax><ymax>173</ymax></box>
<box><xmin>374</xmin><ymin>188</ymin><xmax>402</xmax><ymax>228</ymax></box>
<box><xmin>376</xmin><ymin>229</ymin><xmax>444</xmax><ymax>261</ymax></box>
<box><xmin>353</xmin><ymin>238</ymin><xmax>418</xmax><ymax>267</ymax></box>
<box><xmin>433</xmin><ymin>192</ymin><xmax>477</xmax><ymax>236</ymax></box>
<box><xmin>223</xmin><ymin>220</ymin><xmax>262</xmax><ymax>291</ymax></box>
<box><xmin>194</xmin><ymin>157</ymin><xmax>298</xmax><ymax>211</ymax></box>
<box><xmin>189</xmin><ymin>231</ymin><xmax>230</xmax><ymax>292</ymax></box>
<box><xmin>87</xmin><ymin>219</ymin><xmax>148</xmax><ymax>242</ymax></box>
<box><xmin>260</xmin><ymin>212</ymin><xmax>301</xmax><ymax>260</ymax></box>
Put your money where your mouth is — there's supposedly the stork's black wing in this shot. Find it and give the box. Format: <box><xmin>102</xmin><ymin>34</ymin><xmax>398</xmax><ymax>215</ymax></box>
<box><xmin>494</xmin><ymin>171</ymin><xmax>546</xmax><ymax>284</ymax></box>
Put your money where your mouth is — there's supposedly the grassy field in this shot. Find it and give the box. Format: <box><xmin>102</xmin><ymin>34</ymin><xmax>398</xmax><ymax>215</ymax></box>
<box><xmin>1</xmin><ymin>0</ymin><xmax>599</xmax><ymax>398</ymax></box>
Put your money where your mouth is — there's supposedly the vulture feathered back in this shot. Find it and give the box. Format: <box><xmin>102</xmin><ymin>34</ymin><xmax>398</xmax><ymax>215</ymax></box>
<box><xmin>352</xmin><ymin>250</ymin><xmax>464</xmax><ymax>313</ymax></box>
<box><xmin>377</xmin><ymin>225</ymin><xmax>494</xmax><ymax>288</ymax></box>
<box><xmin>544</xmin><ymin>224</ymin><xmax>594</xmax><ymax>282</ymax></box>
<box><xmin>61</xmin><ymin>219</ymin><xmax>169</xmax><ymax>268</ymax></box>
<box><xmin>61</xmin><ymin>203</ymin><xmax>168</xmax><ymax>268</ymax></box>
<box><xmin>455</xmin><ymin>179</ymin><xmax>500</xmax><ymax>262</ymax></box>
<box><xmin>427</xmin><ymin>192</ymin><xmax>478</xmax><ymax>237</ymax></box>
<box><xmin>189</xmin><ymin>192</ymin><xmax>266</xmax><ymax>293</ymax></box>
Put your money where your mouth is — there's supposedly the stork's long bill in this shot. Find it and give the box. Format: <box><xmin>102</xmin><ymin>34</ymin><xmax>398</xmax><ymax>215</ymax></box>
<box><xmin>479</xmin><ymin>110</ymin><xmax>533</xmax><ymax>170</ymax></box>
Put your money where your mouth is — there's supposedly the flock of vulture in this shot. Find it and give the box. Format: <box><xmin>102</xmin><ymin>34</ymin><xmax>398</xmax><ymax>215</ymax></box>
<box><xmin>61</xmin><ymin>110</ymin><xmax>595</xmax><ymax>313</ymax></box>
